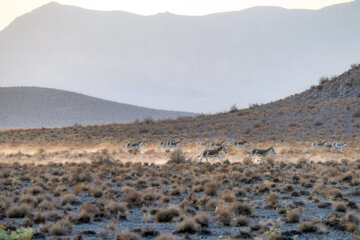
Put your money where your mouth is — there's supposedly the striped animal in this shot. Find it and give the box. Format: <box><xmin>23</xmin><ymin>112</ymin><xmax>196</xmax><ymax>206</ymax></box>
<box><xmin>331</xmin><ymin>141</ymin><xmax>348</xmax><ymax>151</ymax></box>
<box><xmin>167</xmin><ymin>141</ymin><xmax>182</xmax><ymax>150</ymax></box>
<box><xmin>312</xmin><ymin>141</ymin><xmax>331</xmax><ymax>149</ymax></box>
<box><xmin>197</xmin><ymin>146</ymin><xmax>227</xmax><ymax>163</ymax></box>
<box><xmin>234</xmin><ymin>140</ymin><xmax>250</xmax><ymax>149</ymax></box>
<box><xmin>250</xmin><ymin>147</ymin><xmax>276</xmax><ymax>160</ymax></box>
<box><xmin>208</xmin><ymin>140</ymin><xmax>226</xmax><ymax>150</ymax></box>
<box><xmin>126</xmin><ymin>141</ymin><xmax>145</xmax><ymax>150</ymax></box>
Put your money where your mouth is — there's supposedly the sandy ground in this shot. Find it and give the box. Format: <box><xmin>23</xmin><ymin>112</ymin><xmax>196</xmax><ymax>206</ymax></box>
<box><xmin>0</xmin><ymin>141</ymin><xmax>359</xmax><ymax>165</ymax></box>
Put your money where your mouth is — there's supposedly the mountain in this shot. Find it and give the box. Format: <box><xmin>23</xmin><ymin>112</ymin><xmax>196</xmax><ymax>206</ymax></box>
<box><xmin>1</xmin><ymin>65</ymin><xmax>359</xmax><ymax>144</ymax></box>
<box><xmin>0</xmin><ymin>1</ymin><xmax>359</xmax><ymax>113</ymax></box>
<box><xmin>0</xmin><ymin>87</ymin><xmax>196</xmax><ymax>128</ymax></box>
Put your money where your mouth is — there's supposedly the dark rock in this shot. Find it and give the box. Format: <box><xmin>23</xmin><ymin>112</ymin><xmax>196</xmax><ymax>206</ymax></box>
<box><xmin>318</xmin><ymin>202</ymin><xmax>332</xmax><ymax>208</ymax></box>
<box><xmin>232</xmin><ymin>231</ymin><xmax>253</xmax><ymax>239</ymax></box>
<box><xmin>32</xmin><ymin>232</ymin><xmax>47</xmax><ymax>239</ymax></box>
<box><xmin>82</xmin><ymin>230</ymin><xmax>97</xmax><ymax>235</ymax></box>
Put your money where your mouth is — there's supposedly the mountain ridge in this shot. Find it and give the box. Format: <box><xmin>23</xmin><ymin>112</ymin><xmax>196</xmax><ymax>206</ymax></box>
<box><xmin>0</xmin><ymin>86</ymin><xmax>196</xmax><ymax>128</ymax></box>
<box><xmin>0</xmin><ymin>1</ymin><xmax>359</xmax><ymax>112</ymax></box>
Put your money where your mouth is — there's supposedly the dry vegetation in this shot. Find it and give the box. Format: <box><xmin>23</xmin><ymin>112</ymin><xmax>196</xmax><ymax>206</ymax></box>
<box><xmin>0</xmin><ymin>154</ymin><xmax>360</xmax><ymax>239</ymax></box>
<box><xmin>0</xmin><ymin>65</ymin><xmax>359</xmax><ymax>239</ymax></box>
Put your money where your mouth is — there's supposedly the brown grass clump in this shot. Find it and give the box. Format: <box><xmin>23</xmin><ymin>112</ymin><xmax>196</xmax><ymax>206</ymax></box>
<box><xmin>122</xmin><ymin>187</ymin><xmax>143</xmax><ymax>206</ymax></box>
<box><xmin>105</xmin><ymin>200</ymin><xmax>127</xmax><ymax>217</ymax></box>
<box><xmin>174</xmin><ymin>218</ymin><xmax>199</xmax><ymax>234</ymax></box>
<box><xmin>155</xmin><ymin>234</ymin><xmax>176</xmax><ymax>240</ymax></box>
<box><xmin>234</xmin><ymin>216</ymin><xmax>250</xmax><ymax>226</ymax></box>
<box><xmin>216</xmin><ymin>209</ymin><xmax>232</xmax><ymax>226</ymax></box>
<box><xmin>6</xmin><ymin>205</ymin><xmax>31</xmax><ymax>218</ymax></box>
<box><xmin>194</xmin><ymin>213</ymin><xmax>210</xmax><ymax>227</ymax></box>
<box><xmin>230</xmin><ymin>202</ymin><xmax>253</xmax><ymax>216</ymax></box>
<box><xmin>167</xmin><ymin>150</ymin><xmax>187</xmax><ymax>164</ymax></box>
<box><xmin>265</xmin><ymin>192</ymin><xmax>279</xmax><ymax>206</ymax></box>
<box><xmin>90</xmin><ymin>185</ymin><xmax>103</xmax><ymax>198</ymax></box>
<box><xmin>60</xmin><ymin>193</ymin><xmax>80</xmax><ymax>206</ymax></box>
<box><xmin>156</xmin><ymin>206</ymin><xmax>180</xmax><ymax>222</ymax></box>
<box><xmin>204</xmin><ymin>182</ymin><xmax>218</xmax><ymax>196</ymax></box>
<box><xmin>333</xmin><ymin>202</ymin><xmax>347</xmax><ymax>212</ymax></box>
<box><xmin>298</xmin><ymin>221</ymin><xmax>318</xmax><ymax>233</ymax></box>
<box><xmin>77</xmin><ymin>203</ymin><xmax>98</xmax><ymax>223</ymax></box>
<box><xmin>117</xmin><ymin>231</ymin><xmax>141</xmax><ymax>240</ymax></box>
<box><xmin>49</xmin><ymin>219</ymin><xmax>73</xmax><ymax>236</ymax></box>
<box><xmin>286</xmin><ymin>208</ymin><xmax>301</xmax><ymax>223</ymax></box>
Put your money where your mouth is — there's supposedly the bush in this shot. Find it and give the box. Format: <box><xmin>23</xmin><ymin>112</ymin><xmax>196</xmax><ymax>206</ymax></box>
<box><xmin>155</xmin><ymin>207</ymin><xmax>180</xmax><ymax>222</ymax></box>
<box><xmin>229</xmin><ymin>104</ymin><xmax>239</xmax><ymax>113</ymax></box>
<box><xmin>298</xmin><ymin>221</ymin><xmax>318</xmax><ymax>233</ymax></box>
<box><xmin>230</xmin><ymin>202</ymin><xmax>253</xmax><ymax>216</ymax></box>
<box><xmin>117</xmin><ymin>231</ymin><xmax>141</xmax><ymax>240</ymax></box>
<box><xmin>216</xmin><ymin>209</ymin><xmax>232</xmax><ymax>226</ymax></box>
<box><xmin>286</xmin><ymin>208</ymin><xmax>300</xmax><ymax>223</ymax></box>
<box><xmin>174</xmin><ymin>219</ymin><xmax>199</xmax><ymax>234</ymax></box>
<box><xmin>204</xmin><ymin>182</ymin><xmax>218</xmax><ymax>196</ymax></box>
<box><xmin>49</xmin><ymin>219</ymin><xmax>73</xmax><ymax>236</ymax></box>
<box><xmin>0</xmin><ymin>226</ymin><xmax>33</xmax><ymax>240</ymax></box>
<box><xmin>167</xmin><ymin>150</ymin><xmax>187</xmax><ymax>164</ymax></box>
<box><xmin>155</xmin><ymin>234</ymin><xmax>176</xmax><ymax>240</ymax></box>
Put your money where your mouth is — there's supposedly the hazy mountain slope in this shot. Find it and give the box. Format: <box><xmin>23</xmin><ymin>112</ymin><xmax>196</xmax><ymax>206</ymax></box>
<box><xmin>0</xmin><ymin>87</ymin><xmax>195</xmax><ymax>128</ymax></box>
<box><xmin>1</xmin><ymin>65</ymin><xmax>359</xmax><ymax>144</ymax></box>
<box><xmin>0</xmin><ymin>1</ymin><xmax>359</xmax><ymax>112</ymax></box>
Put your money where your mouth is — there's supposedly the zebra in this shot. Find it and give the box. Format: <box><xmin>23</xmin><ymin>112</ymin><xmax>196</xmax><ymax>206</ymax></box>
<box><xmin>312</xmin><ymin>141</ymin><xmax>331</xmax><ymax>149</ymax></box>
<box><xmin>234</xmin><ymin>140</ymin><xmax>250</xmax><ymax>149</ymax></box>
<box><xmin>250</xmin><ymin>147</ymin><xmax>276</xmax><ymax>161</ymax></box>
<box><xmin>331</xmin><ymin>141</ymin><xmax>348</xmax><ymax>151</ymax></box>
<box><xmin>158</xmin><ymin>140</ymin><xmax>170</xmax><ymax>149</ymax></box>
<box><xmin>197</xmin><ymin>146</ymin><xmax>227</xmax><ymax>163</ymax></box>
<box><xmin>208</xmin><ymin>140</ymin><xmax>226</xmax><ymax>150</ymax></box>
<box><xmin>125</xmin><ymin>141</ymin><xmax>145</xmax><ymax>150</ymax></box>
<box><xmin>166</xmin><ymin>141</ymin><xmax>182</xmax><ymax>150</ymax></box>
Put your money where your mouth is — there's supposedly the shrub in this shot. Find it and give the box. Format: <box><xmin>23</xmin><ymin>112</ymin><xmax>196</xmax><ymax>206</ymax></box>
<box><xmin>117</xmin><ymin>231</ymin><xmax>141</xmax><ymax>240</ymax></box>
<box><xmin>49</xmin><ymin>219</ymin><xmax>73</xmax><ymax>236</ymax></box>
<box><xmin>155</xmin><ymin>234</ymin><xmax>176</xmax><ymax>240</ymax></box>
<box><xmin>194</xmin><ymin>213</ymin><xmax>210</xmax><ymax>227</ymax></box>
<box><xmin>230</xmin><ymin>202</ymin><xmax>253</xmax><ymax>216</ymax></box>
<box><xmin>167</xmin><ymin>150</ymin><xmax>187</xmax><ymax>164</ymax></box>
<box><xmin>122</xmin><ymin>188</ymin><xmax>143</xmax><ymax>206</ymax></box>
<box><xmin>204</xmin><ymin>182</ymin><xmax>218</xmax><ymax>196</ymax></box>
<box><xmin>298</xmin><ymin>221</ymin><xmax>318</xmax><ymax>233</ymax></box>
<box><xmin>234</xmin><ymin>216</ymin><xmax>249</xmax><ymax>226</ymax></box>
<box><xmin>105</xmin><ymin>200</ymin><xmax>127</xmax><ymax>215</ymax></box>
<box><xmin>6</xmin><ymin>205</ymin><xmax>31</xmax><ymax>218</ymax></box>
<box><xmin>229</xmin><ymin>104</ymin><xmax>239</xmax><ymax>113</ymax></box>
<box><xmin>216</xmin><ymin>209</ymin><xmax>232</xmax><ymax>226</ymax></box>
<box><xmin>155</xmin><ymin>207</ymin><xmax>180</xmax><ymax>222</ymax></box>
<box><xmin>0</xmin><ymin>226</ymin><xmax>33</xmax><ymax>240</ymax></box>
<box><xmin>286</xmin><ymin>208</ymin><xmax>300</xmax><ymax>223</ymax></box>
<box><xmin>174</xmin><ymin>219</ymin><xmax>199</xmax><ymax>234</ymax></box>
<box><xmin>60</xmin><ymin>194</ymin><xmax>80</xmax><ymax>206</ymax></box>
<box><xmin>333</xmin><ymin>202</ymin><xmax>347</xmax><ymax>212</ymax></box>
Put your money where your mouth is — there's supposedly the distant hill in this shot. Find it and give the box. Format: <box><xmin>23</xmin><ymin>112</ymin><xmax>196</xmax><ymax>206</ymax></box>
<box><xmin>0</xmin><ymin>87</ymin><xmax>196</xmax><ymax>128</ymax></box>
<box><xmin>1</xmin><ymin>65</ymin><xmax>359</xmax><ymax>144</ymax></box>
<box><xmin>0</xmin><ymin>1</ymin><xmax>360</xmax><ymax>112</ymax></box>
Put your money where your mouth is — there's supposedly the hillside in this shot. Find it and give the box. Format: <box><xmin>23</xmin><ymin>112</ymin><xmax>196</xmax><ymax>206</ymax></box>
<box><xmin>0</xmin><ymin>1</ymin><xmax>360</xmax><ymax>112</ymax></box>
<box><xmin>0</xmin><ymin>87</ymin><xmax>195</xmax><ymax>128</ymax></box>
<box><xmin>0</xmin><ymin>65</ymin><xmax>358</xmax><ymax>145</ymax></box>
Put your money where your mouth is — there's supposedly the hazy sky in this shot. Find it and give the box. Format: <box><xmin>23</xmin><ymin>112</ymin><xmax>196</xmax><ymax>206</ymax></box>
<box><xmin>0</xmin><ymin>0</ymin><xmax>352</xmax><ymax>31</ymax></box>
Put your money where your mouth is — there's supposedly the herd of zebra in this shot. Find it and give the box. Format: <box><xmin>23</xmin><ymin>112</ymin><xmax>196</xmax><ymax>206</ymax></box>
<box><xmin>125</xmin><ymin>139</ymin><xmax>276</xmax><ymax>163</ymax></box>
<box><xmin>125</xmin><ymin>139</ymin><xmax>349</xmax><ymax>164</ymax></box>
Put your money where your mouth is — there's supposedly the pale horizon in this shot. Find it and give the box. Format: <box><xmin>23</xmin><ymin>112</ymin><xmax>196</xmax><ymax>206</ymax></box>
<box><xmin>0</xmin><ymin>0</ymin><xmax>353</xmax><ymax>31</ymax></box>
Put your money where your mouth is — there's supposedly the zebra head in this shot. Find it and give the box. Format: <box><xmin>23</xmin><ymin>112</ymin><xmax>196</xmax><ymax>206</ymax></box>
<box><xmin>269</xmin><ymin>147</ymin><xmax>276</xmax><ymax>155</ymax></box>
<box><xmin>220</xmin><ymin>146</ymin><xmax>227</xmax><ymax>154</ymax></box>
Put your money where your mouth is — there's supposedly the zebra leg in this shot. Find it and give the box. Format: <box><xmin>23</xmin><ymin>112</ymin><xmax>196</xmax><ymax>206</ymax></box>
<box><xmin>218</xmin><ymin>155</ymin><xmax>224</xmax><ymax>164</ymax></box>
